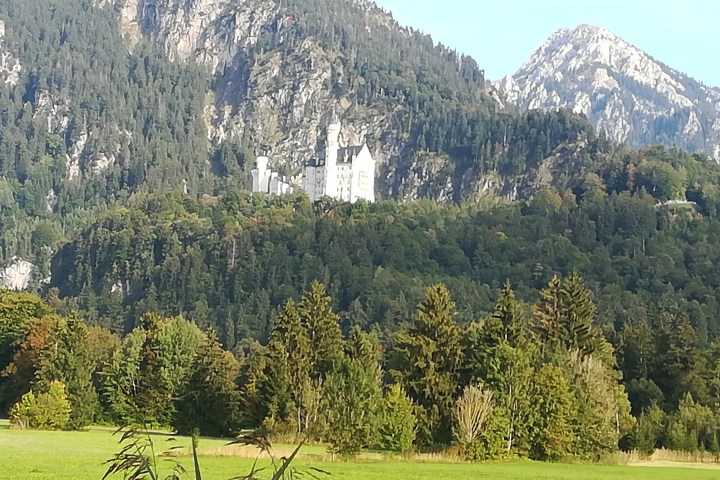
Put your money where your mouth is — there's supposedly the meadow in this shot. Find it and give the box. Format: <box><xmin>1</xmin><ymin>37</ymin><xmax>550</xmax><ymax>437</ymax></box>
<box><xmin>1</xmin><ymin>421</ymin><xmax>718</xmax><ymax>480</ymax></box>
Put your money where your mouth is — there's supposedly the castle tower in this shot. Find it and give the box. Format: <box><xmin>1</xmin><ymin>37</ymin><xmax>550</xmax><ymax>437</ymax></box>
<box><xmin>324</xmin><ymin>112</ymin><xmax>341</xmax><ymax>198</ymax></box>
<box><xmin>251</xmin><ymin>155</ymin><xmax>270</xmax><ymax>193</ymax></box>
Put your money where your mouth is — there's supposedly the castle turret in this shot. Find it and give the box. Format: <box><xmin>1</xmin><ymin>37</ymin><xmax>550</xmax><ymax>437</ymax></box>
<box><xmin>324</xmin><ymin>114</ymin><xmax>341</xmax><ymax>198</ymax></box>
<box><xmin>252</xmin><ymin>156</ymin><xmax>270</xmax><ymax>193</ymax></box>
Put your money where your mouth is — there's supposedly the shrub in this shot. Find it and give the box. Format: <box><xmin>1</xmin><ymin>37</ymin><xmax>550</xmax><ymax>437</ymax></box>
<box><xmin>378</xmin><ymin>384</ymin><xmax>416</xmax><ymax>454</ymax></box>
<box><xmin>453</xmin><ymin>384</ymin><xmax>502</xmax><ymax>460</ymax></box>
<box><xmin>10</xmin><ymin>381</ymin><xmax>71</xmax><ymax>430</ymax></box>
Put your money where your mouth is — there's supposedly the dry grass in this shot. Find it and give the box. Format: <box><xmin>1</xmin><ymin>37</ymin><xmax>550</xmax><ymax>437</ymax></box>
<box><xmin>172</xmin><ymin>442</ymin><xmax>467</xmax><ymax>464</ymax></box>
<box><xmin>649</xmin><ymin>448</ymin><xmax>719</xmax><ymax>464</ymax></box>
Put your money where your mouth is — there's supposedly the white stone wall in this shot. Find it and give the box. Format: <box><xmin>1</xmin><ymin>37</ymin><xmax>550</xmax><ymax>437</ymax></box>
<box><xmin>350</xmin><ymin>146</ymin><xmax>376</xmax><ymax>203</ymax></box>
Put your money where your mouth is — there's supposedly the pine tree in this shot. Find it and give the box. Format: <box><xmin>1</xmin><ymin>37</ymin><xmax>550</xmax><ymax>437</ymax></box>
<box><xmin>135</xmin><ymin>313</ymin><xmax>171</xmax><ymax>426</ymax></box>
<box><xmin>378</xmin><ymin>384</ymin><xmax>416</xmax><ymax>454</ymax></box>
<box><xmin>265</xmin><ymin>300</ymin><xmax>312</xmax><ymax>433</ymax></box>
<box><xmin>268</xmin><ymin>300</ymin><xmax>312</xmax><ymax>396</ymax></box>
<box><xmin>297</xmin><ymin>281</ymin><xmax>343</xmax><ymax>378</ymax></box>
<box><xmin>484</xmin><ymin>282</ymin><xmax>526</xmax><ymax>347</ymax></box>
<box><xmin>465</xmin><ymin>284</ymin><xmax>534</xmax><ymax>454</ymax></box>
<box><xmin>174</xmin><ymin>332</ymin><xmax>241</xmax><ymax>437</ymax></box>
<box><xmin>532</xmin><ymin>273</ymin><xmax>606</xmax><ymax>358</ymax></box>
<box><xmin>391</xmin><ymin>284</ymin><xmax>464</xmax><ymax>447</ymax></box>
<box><xmin>319</xmin><ymin>353</ymin><xmax>383</xmax><ymax>456</ymax></box>
<box><xmin>654</xmin><ymin>314</ymin><xmax>704</xmax><ymax>408</ymax></box>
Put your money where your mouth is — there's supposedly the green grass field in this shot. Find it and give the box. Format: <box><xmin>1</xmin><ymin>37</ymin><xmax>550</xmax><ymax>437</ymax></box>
<box><xmin>1</xmin><ymin>421</ymin><xmax>719</xmax><ymax>480</ymax></box>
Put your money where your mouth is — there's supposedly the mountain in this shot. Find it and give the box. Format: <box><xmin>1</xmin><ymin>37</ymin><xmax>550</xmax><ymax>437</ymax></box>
<box><xmin>0</xmin><ymin>0</ymin><xmax>619</xmax><ymax>288</ymax></box>
<box><xmin>102</xmin><ymin>0</ymin><xmax>612</xmax><ymax>202</ymax></box>
<box><xmin>497</xmin><ymin>24</ymin><xmax>720</xmax><ymax>161</ymax></box>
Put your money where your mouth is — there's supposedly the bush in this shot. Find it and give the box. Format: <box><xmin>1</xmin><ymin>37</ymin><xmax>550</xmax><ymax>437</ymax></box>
<box><xmin>453</xmin><ymin>384</ymin><xmax>503</xmax><ymax>461</ymax></box>
<box><xmin>377</xmin><ymin>384</ymin><xmax>416</xmax><ymax>454</ymax></box>
<box><xmin>10</xmin><ymin>381</ymin><xmax>71</xmax><ymax>430</ymax></box>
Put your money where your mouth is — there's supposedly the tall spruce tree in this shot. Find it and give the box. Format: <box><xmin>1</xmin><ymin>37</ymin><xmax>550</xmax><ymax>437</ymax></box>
<box><xmin>297</xmin><ymin>281</ymin><xmax>344</xmax><ymax>378</ymax></box>
<box><xmin>319</xmin><ymin>353</ymin><xmax>383</xmax><ymax>455</ymax></box>
<box><xmin>532</xmin><ymin>273</ymin><xmax>606</xmax><ymax>358</ymax></box>
<box><xmin>265</xmin><ymin>300</ymin><xmax>312</xmax><ymax>433</ymax></box>
<box><xmin>135</xmin><ymin>313</ymin><xmax>170</xmax><ymax>426</ymax></box>
<box><xmin>392</xmin><ymin>284</ymin><xmax>464</xmax><ymax>446</ymax></box>
<box><xmin>484</xmin><ymin>282</ymin><xmax>526</xmax><ymax>346</ymax></box>
<box><xmin>466</xmin><ymin>283</ymin><xmax>535</xmax><ymax>454</ymax></box>
<box><xmin>174</xmin><ymin>332</ymin><xmax>241</xmax><ymax>437</ymax></box>
<box><xmin>654</xmin><ymin>314</ymin><xmax>704</xmax><ymax>408</ymax></box>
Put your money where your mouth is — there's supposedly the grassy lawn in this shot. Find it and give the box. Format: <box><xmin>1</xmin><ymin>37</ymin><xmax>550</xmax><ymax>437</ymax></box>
<box><xmin>1</xmin><ymin>420</ymin><xmax>719</xmax><ymax>480</ymax></box>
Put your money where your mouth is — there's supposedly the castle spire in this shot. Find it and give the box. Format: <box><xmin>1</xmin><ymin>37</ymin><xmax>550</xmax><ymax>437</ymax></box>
<box><xmin>329</xmin><ymin>107</ymin><xmax>341</xmax><ymax>127</ymax></box>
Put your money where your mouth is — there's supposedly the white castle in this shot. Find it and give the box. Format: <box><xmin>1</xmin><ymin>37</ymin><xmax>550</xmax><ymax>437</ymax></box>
<box><xmin>251</xmin><ymin>115</ymin><xmax>376</xmax><ymax>203</ymax></box>
<box><xmin>251</xmin><ymin>156</ymin><xmax>295</xmax><ymax>196</ymax></box>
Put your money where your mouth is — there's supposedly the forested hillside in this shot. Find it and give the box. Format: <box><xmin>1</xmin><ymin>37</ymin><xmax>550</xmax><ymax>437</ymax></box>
<box><xmin>0</xmin><ymin>0</ymin><xmax>622</xmax><ymax>279</ymax></box>
<box><xmin>0</xmin><ymin>0</ymin><xmax>214</xmax><ymax>274</ymax></box>
<box><xmin>38</xmin><ymin>145</ymin><xmax>718</xmax><ymax>426</ymax></box>
<box><xmin>1</xmin><ymin>0</ymin><xmax>720</xmax><ymax>463</ymax></box>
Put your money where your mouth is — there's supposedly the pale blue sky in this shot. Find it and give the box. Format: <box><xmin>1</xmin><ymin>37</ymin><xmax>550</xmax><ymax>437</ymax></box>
<box><xmin>374</xmin><ymin>0</ymin><xmax>720</xmax><ymax>87</ymax></box>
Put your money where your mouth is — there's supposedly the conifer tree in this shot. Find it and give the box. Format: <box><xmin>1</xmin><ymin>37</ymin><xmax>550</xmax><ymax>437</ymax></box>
<box><xmin>319</xmin><ymin>352</ymin><xmax>383</xmax><ymax>456</ymax></box>
<box><xmin>378</xmin><ymin>384</ymin><xmax>417</xmax><ymax>454</ymax></box>
<box><xmin>532</xmin><ymin>273</ymin><xmax>606</xmax><ymax>358</ymax></box>
<box><xmin>297</xmin><ymin>281</ymin><xmax>343</xmax><ymax>378</ymax></box>
<box><xmin>174</xmin><ymin>332</ymin><xmax>241</xmax><ymax>437</ymax></box>
<box><xmin>265</xmin><ymin>300</ymin><xmax>312</xmax><ymax>433</ymax></box>
<box><xmin>654</xmin><ymin>314</ymin><xmax>704</xmax><ymax>408</ymax></box>
<box><xmin>483</xmin><ymin>282</ymin><xmax>526</xmax><ymax>347</ymax></box>
<box><xmin>392</xmin><ymin>284</ymin><xmax>464</xmax><ymax>446</ymax></box>
<box><xmin>268</xmin><ymin>300</ymin><xmax>311</xmax><ymax>397</ymax></box>
<box><xmin>135</xmin><ymin>313</ymin><xmax>170</xmax><ymax>425</ymax></box>
<box><xmin>466</xmin><ymin>284</ymin><xmax>534</xmax><ymax>454</ymax></box>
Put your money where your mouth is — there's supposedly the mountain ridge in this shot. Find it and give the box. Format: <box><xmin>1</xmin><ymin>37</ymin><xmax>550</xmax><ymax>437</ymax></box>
<box><xmin>496</xmin><ymin>24</ymin><xmax>720</xmax><ymax>161</ymax></box>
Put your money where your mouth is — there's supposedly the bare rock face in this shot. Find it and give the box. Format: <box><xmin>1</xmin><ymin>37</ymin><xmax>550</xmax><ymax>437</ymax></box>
<box><xmin>0</xmin><ymin>257</ymin><xmax>35</xmax><ymax>290</ymax></box>
<box><xmin>107</xmin><ymin>0</ymin><xmax>277</xmax><ymax>67</ymax></box>
<box><xmin>497</xmin><ymin>25</ymin><xmax>720</xmax><ymax>161</ymax></box>
<box><xmin>99</xmin><ymin>0</ymin><xmax>451</xmax><ymax>199</ymax></box>
<box><xmin>0</xmin><ymin>20</ymin><xmax>21</xmax><ymax>87</ymax></box>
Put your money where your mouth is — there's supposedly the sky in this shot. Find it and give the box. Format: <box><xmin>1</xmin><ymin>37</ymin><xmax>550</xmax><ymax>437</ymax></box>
<box><xmin>374</xmin><ymin>0</ymin><xmax>720</xmax><ymax>87</ymax></box>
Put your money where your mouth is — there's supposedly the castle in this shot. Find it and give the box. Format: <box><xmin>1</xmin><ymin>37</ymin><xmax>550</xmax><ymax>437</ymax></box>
<box><xmin>251</xmin><ymin>156</ymin><xmax>295</xmax><ymax>197</ymax></box>
<box><xmin>251</xmin><ymin>115</ymin><xmax>376</xmax><ymax>203</ymax></box>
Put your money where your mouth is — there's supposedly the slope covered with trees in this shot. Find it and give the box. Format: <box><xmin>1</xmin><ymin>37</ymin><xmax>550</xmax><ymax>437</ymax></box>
<box><xmin>33</xmin><ymin>144</ymin><xmax>720</xmax><ymax>438</ymax></box>
<box><xmin>0</xmin><ymin>0</ymin><xmax>623</xmax><ymax>275</ymax></box>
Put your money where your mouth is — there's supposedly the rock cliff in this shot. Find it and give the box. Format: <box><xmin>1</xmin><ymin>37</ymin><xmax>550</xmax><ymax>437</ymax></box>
<box><xmin>97</xmin><ymin>0</ymin><xmax>606</xmax><ymax>201</ymax></box>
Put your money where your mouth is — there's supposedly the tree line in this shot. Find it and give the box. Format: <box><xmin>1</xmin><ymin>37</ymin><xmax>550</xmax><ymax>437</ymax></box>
<box><xmin>1</xmin><ymin>274</ymin><xmax>716</xmax><ymax>459</ymax></box>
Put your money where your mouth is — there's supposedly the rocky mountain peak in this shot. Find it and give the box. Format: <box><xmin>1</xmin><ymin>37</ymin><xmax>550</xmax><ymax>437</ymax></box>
<box><xmin>498</xmin><ymin>24</ymin><xmax>720</xmax><ymax>161</ymax></box>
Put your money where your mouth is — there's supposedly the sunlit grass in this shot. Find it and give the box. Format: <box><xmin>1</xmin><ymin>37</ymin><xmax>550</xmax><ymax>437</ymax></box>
<box><xmin>1</xmin><ymin>420</ymin><xmax>718</xmax><ymax>480</ymax></box>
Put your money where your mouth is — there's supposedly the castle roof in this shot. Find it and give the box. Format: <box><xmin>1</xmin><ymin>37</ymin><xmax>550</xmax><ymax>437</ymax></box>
<box><xmin>305</xmin><ymin>144</ymin><xmax>367</xmax><ymax>167</ymax></box>
<box><xmin>337</xmin><ymin>146</ymin><xmax>364</xmax><ymax>164</ymax></box>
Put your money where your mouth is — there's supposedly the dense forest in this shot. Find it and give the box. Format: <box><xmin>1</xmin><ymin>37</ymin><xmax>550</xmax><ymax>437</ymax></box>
<box><xmin>0</xmin><ymin>0</ymin><xmax>627</xmax><ymax>272</ymax></box>
<box><xmin>0</xmin><ymin>270</ymin><xmax>716</xmax><ymax>460</ymax></box>
<box><xmin>50</xmin><ymin>144</ymin><xmax>720</xmax><ymax>345</ymax></box>
<box><xmin>1</xmin><ymin>142</ymin><xmax>702</xmax><ymax>456</ymax></box>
